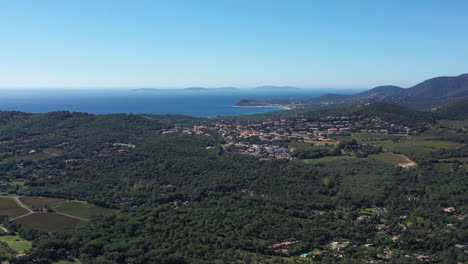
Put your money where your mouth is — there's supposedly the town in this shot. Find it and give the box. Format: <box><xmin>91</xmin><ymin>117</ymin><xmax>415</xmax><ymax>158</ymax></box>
<box><xmin>161</xmin><ymin>114</ymin><xmax>412</xmax><ymax>160</ymax></box>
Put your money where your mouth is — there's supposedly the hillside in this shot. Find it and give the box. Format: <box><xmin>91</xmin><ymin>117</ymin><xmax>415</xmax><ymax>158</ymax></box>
<box><xmin>0</xmin><ymin>111</ymin><xmax>466</xmax><ymax>264</ymax></box>
<box><xmin>236</xmin><ymin>73</ymin><xmax>468</xmax><ymax>107</ymax></box>
<box><xmin>406</xmin><ymin>74</ymin><xmax>468</xmax><ymax>100</ymax></box>
<box><xmin>436</xmin><ymin>97</ymin><xmax>468</xmax><ymax>119</ymax></box>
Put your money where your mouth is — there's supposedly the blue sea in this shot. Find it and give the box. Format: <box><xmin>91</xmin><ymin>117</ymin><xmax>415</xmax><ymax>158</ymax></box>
<box><xmin>0</xmin><ymin>88</ymin><xmax>363</xmax><ymax>117</ymax></box>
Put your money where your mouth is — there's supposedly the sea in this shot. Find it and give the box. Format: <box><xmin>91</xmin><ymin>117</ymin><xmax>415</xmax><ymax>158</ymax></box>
<box><xmin>0</xmin><ymin>88</ymin><xmax>364</xmax><ymax>117</ymax></box>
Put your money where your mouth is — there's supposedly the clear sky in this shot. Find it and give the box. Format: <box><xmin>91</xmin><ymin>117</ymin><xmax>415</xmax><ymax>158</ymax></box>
<box><xmin>0</xmin><ymin>0</ymin><xmax>467</xmax><ymax>89</ymax></box>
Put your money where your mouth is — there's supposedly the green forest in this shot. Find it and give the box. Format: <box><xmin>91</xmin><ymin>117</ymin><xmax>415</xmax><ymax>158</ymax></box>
<box><xmin>0</xmin><ymin>103</ymin><xmax>466</xmax><ymax>264</ymax></box>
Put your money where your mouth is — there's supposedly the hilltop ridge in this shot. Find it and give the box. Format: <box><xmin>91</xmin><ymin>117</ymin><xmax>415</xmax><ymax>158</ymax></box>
<box><xmin>236</xmin><ymin>73</ymin><xmax>468</xmax><ymax>107</ymax></box>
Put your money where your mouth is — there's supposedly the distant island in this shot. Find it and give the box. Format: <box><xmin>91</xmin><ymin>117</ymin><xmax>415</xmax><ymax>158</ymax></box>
<box><xmin>235</xmin><ymin>74</ymin><xmax>468</xmax><ymax>107</ymax></box>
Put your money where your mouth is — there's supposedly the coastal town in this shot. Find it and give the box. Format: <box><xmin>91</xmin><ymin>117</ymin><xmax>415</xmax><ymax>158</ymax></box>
<box><xmin>160</xmin><ymin>114</ymin><xmax>412</xmax><ymax>160</ymax></box>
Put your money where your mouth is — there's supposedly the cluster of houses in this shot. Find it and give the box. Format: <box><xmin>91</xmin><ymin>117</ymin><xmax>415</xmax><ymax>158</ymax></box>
<box><xmin>222</xmin><ymin>142</ymin><xmax>291</xmax><ymax>160</ymax></box>
<box><xmin>211</xmin><ymin>115</ymin><xmax>410</xmax><ymax>143</ymax></box>
<box><xmin>159</xmin><ymin>115</ymin><xmax>412</xmax><ymax>160</ymax></box>
<box><xmin>161</xmin><ymin>125</ymin><xmax>212</xmax><ymax>136</ymax></box>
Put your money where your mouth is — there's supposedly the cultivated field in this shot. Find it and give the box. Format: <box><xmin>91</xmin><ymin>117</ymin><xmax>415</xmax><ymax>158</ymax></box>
<box><xmin>0</xmin><ymin>197</ymin><xmax>29</xmax><ymax>219</ymax></box>
<box><xmin>0</xmin><ymin>235</ymin><xmax>32</xmax><ymax>253</ymax></box>
<box><xmin>52</xmin><ymin>201</ymin><xmax>118</xmax><ymax>220</ymax></box>
<box><xmin>13</xmin><ymin>213</ymin><xmax>83</xmax><ymax>232</ymax></box>
<box><xmin>19</xmin><ymin>196</ymin><xmax>65</xmax><ymax>211</ymax></box>
<box><xmin>358</xmin><ymin>136</ymin><xmax>461</xmax><ymax>157</ymax></box>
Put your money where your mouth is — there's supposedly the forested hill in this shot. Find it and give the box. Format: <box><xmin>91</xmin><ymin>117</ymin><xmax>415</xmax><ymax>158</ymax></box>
<box><xmin>436</xmin><ymin>98</ymin><xmax>468</xmax><ymax>120</ymax></box>
<box><xmin>236</xmin><ymin>73</ymin><xmax>468</xmax><ymax>107</ymax></box>
<box><xmin>0</xmin><ymin>110</ymin><xmax>466</xmax><ymax>264</ymax></box>
<box><xmin>300</xmin><ymin>103</ymin><xmax>436</xmax><ymax>128</ymax></box>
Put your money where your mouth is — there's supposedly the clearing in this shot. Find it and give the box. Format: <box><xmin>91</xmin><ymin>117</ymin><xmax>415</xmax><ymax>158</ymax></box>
<box><xmin>369</xmin><ymin>152</ymin><xmax>417</xmax><ymax>168</ymax></box>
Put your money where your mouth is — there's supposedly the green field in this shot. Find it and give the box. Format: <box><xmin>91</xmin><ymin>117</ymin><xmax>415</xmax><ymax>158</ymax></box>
<box><xmin>304</xmin><ymin>156</ymin><xmax>358</xmax><ymax>164</ymax></box>
<box><xmin>0</xmin><ymin>235</ymin><xmax>32</xmax><ymax>253</ymax></box>
<box><xmin>357</xmin><ymin>136</ymin><xmax>461</xmax><ymax>157</ymax></box>
<box><xmin>52</xmin><ymin>201</ymin><xmax>118</xmax><ymax>220</ymax></box>
<box><xmin>19</xmin><ymin>196</ymin><xmax>65</xmax><ymax>211</ymax></box>
<box><xmin>0</xmin><ymin>197</ymin><xmax>29</xmax><ymax>219</ymax></box>
<box><xmin>13</xmin><ymin>213</ymin><xmax>83</xmax><ymax>232</ymax></box>
<box><xmin>369</xmin><ymin>152</ymin><xmax>411</xmax><ymax>165</ymax></box>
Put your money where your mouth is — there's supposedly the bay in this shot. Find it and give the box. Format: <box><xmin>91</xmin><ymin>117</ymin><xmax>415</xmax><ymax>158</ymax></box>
<box><xmin>0</xmin><ymin>88</ymin><xmax>363</xmax><ymax>117</ymax></box>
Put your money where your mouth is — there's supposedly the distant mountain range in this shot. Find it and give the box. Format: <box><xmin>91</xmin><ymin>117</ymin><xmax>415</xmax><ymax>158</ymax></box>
<box><xmin>133</xmin><ymin>86</ymin><xmax>301</xmax><ymax>92</ymax></box>
<box><xmin>236</xmin><ymin>74</ymin><xmax>468</xmax><ymax>107</ymax></box>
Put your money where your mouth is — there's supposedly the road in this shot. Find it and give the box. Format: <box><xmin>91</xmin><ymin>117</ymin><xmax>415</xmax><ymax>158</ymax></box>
<box><xmin>9</xmin><ymin>196</ymin><xmax>34</xmax><ymax>221</ymax></box>
<box><xmin>2</xmin><ymin>195</ymin><xmax>90</xmax><ymax>222</ymax></box>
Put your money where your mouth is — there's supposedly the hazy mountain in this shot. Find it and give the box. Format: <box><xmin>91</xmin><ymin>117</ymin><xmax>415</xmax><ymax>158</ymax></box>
<box><xmin>253</xmin><ymin>86</ymin><xmax>301</xmax><ymax>91</ymax></box>
<box><xmin>404</xmin><ymin>74</ymin><xmax>468</xmax><ymax>100</ymax></box>
<box><xmin>236</xmin><ymin>74</ymin><xmax>468</xmax><ymax>107</ymax></box>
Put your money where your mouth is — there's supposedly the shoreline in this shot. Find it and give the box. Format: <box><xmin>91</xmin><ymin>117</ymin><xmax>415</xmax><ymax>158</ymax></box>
<box><xmin>233</xmin><ymin>105</ymin><xmax>291</xmax><ymax>110</ymax></box>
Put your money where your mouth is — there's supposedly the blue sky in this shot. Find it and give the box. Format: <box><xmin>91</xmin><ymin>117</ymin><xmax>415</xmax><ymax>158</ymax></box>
<box><xmin>0</xmin><ymin>0</ymin><xmax>467</xmax><ymax>89</ymax></box>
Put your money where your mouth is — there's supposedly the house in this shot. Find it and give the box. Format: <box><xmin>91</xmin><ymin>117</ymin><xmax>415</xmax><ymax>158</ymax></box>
<box><xmin>16</xmin><ymin>254</ymin><xmax>27</xmax><ymax>260</ymax></box>
<box><xmin>444</xmin><ymin>207</ymin><xmax>456</xmax><ymax>213</ymax></box>
<box><xmin>331</xmin><ymin>242</ymin><xmax>348</xmax><ymax>251</ymax></box>
<box><xmin>356</xmin><ymin>215</ymin><xmax>369</xmax><ymax>221</ymax></box>
<box><xmin>417</xmin><ymin>255</ymin><xmax>430</xmax><ymax>262</ymax></box>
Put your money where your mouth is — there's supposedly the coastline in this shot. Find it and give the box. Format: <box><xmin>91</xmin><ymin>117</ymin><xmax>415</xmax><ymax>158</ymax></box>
<box><xmin>233</xmin><ymin>105</ymin><xmax>291</xmax><ymax>110</ymax></box>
